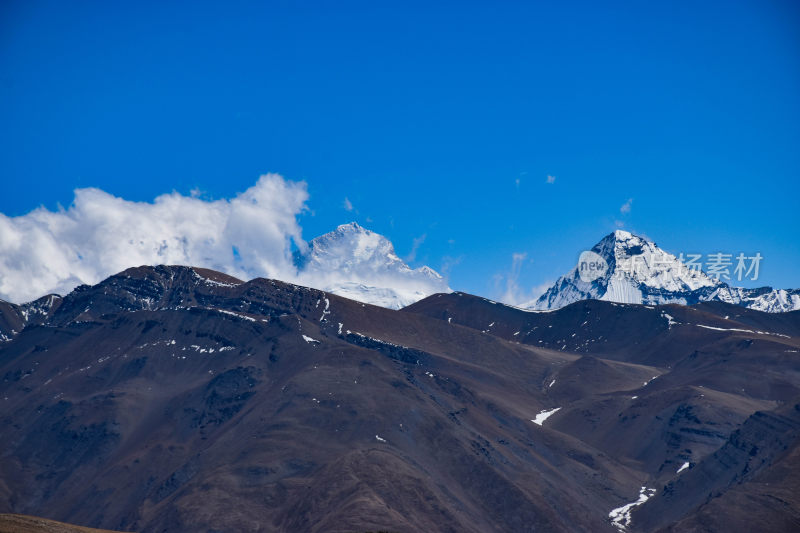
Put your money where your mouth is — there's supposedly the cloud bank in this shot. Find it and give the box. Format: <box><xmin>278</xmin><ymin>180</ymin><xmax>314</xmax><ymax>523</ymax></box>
<box><xmin>0</xmin><ymin>174</ymin><xmax>309</xmax><ymax>303</ymax></box>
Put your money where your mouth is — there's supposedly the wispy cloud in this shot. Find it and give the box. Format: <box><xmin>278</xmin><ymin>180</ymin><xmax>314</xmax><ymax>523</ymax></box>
<box><xmin>620</xmin><ymin>197</ymin><xmax>633</xmax><ymax>214</ymax></box>
<box><xmin>405</xmin><ymin>233</ymin><xmax>427</xmax><ymax>263</ymax></box>
<box><xmin>497</xmin><ymin>252</ymin><xmax>527</xmax><ymax>305</ymax></box>
<box><xmin>343</xmin><ymin>197</ymin><xmax>354</xmax><ymax>211</ymax></box>
<box><xmin>439</xmin><ymin>254</ymin><xmax>463</xmax><ymax>278</ymax></box>
<box><xmin>494</xmin><ymin>254</ymin><xmax>555</xmax><ymax>307</ymax></box>
<box><xmin>546</xmin><ymin>174</ymin><xmax>556</xmax><ymax>184</ymax></box>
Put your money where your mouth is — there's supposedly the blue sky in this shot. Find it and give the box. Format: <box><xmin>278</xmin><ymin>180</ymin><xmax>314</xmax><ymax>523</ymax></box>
<box><xmin>1</xmin><ymin>0</ymin><xmax>799</xmax><ymax>300</ymax></box>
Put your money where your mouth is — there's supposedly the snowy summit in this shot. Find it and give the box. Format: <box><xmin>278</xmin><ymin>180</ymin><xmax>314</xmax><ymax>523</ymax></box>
<box><xmin>294</xmin><ymin>222</ymin><xmax>451</xmax><ymax>309</ymax></box>
<box><xmin>528</xmin><ymin>230</ymin><xmax>800</xmax><ymax>312</ymax></box>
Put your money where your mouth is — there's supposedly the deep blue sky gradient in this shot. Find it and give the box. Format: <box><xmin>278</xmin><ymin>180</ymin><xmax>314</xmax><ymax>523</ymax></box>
<box><xmin>2</xmin><ymin>0</ymin><xmax>798</xmax><ymax>298</ymax></box>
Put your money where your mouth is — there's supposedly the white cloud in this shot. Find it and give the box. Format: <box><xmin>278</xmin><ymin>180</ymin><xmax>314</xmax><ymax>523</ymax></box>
<box><xmin>620</xmin><ymin>197</ymin><xmax>633</xmax><ymax>214</ymax></box>
<box><xmin>497</xmin><ymin>252</ymin><xmax>527</xmax><ymax>305</ymax></box>
<box><xmin>0</xmin><ymin>176</ymin><xmax>454</xmax><ymax>309</ymax></box>
<box><xmin>546</xmin><ymin>175</ymin><xmax>556</xmax><ymax>184</ymax></box>
<box><xmin>0</xmin><ymin>174</ymin><xmax>309</xmax><ymax>303</ymax></box>
<box><xmin>494</xmin><ymin>255</ymin><xmax>555</xmax><ymax>308</ymax></box>
<box><xmin>439</xmin><ymin>254</ymin><xmax>463</xmax><ymax>278</ymax></box>
<box><xmin>343</xmin><ymin>197</ymin><xmax>354</xmax><ymax>211</ymax></box>
<box><xmin>404</xmin><ymin>233</ymin><xmax>427</xmax><ymax>263</ymax></box>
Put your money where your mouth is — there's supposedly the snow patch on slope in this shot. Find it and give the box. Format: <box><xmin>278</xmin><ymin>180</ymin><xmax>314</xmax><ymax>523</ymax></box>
<box><xmin>532</xmin><ymin>407</ymin><xmax>561</xmax><ymax>426</ymax></box>
<box><xmin>609</xmin><ymin>487</ymin><xmax>656</xmax><ymax>531</ymax></box>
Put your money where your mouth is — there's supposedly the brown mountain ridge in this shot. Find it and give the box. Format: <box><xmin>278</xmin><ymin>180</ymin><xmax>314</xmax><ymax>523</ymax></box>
<box><xmin>0</xmin><ymin>265</ymin><xmax>798</xmax><ymax>532</ymax></box>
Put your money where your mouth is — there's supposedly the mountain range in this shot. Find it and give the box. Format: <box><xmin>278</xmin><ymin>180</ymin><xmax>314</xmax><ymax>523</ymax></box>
<box><xmin>0</xmin><ymin>223</ymin><xmax>796</xmax><ymax>315</ymax></box>
<box><xmin>289</xmin><ymin>224</ymin><xmax>799</xmax><ymax>314</ymax></box>
<box><xmin>1</xmin><ymin>264</ymin><xmax>799</xmax><ymax>531</ymax></box>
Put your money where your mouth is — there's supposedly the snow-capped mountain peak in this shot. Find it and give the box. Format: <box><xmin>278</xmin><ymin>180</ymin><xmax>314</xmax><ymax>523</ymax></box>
<box><xmin>294</xmin><ymin>222</ymin><xmax>449</xmax><ymax>309</ymax></box>
<box><xmin>529</xmin><ymin>231</ymin><xmax>799</xmax><ymax>312</ymax></box>
<box><xmin>597</xmin><ymin>230</ymin><xmax>719</xmax><ymax>293</ymax></box>
<box><xmin>300</xmin><ymin>222</ymin><xmax>406</xmax><ymax>272</ymax></box>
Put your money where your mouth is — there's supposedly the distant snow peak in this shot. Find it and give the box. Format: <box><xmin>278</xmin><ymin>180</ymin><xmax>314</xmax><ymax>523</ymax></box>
<box><xmin>294</xmin><ymin>222</ymin><xmax>450</xmax><ymax>309</ymax></box>
<box><xmin>528</xmin><ymin>231</ymin><xmax>800</xmax><ymax>313</ymax></box>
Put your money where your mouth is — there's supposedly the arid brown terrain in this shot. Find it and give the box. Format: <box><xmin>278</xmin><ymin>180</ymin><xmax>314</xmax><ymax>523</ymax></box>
<box><xmin>1</xmin><ymin>266</ymin><xmax>798</xmax><ymax>532</ymax></box>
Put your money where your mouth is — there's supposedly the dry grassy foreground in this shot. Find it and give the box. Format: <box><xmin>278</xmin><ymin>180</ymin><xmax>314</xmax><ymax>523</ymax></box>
<box><xmin>0</xmin><ymin>514</ymin><xmax>132</xmax><ymax>533</ymax></box>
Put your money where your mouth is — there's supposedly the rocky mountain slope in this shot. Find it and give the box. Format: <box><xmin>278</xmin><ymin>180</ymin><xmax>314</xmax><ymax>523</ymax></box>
<box><xmin>529</xmin><ymin>230</ymin><xmax>800</xmax><ymax>313</ymax></box>
<box><xmin>0</xmin><ymin>266</ymin><xmax>798</xmax><ymax>532</ymax></box>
